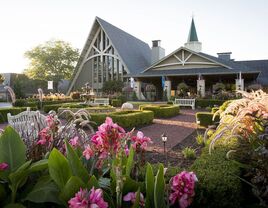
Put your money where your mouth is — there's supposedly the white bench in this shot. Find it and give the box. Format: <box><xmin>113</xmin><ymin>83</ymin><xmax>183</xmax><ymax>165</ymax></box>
<box><xmin>94</xmin><ymin>98</ymin><xmax>109</xmax><ymax>106</ymax></box>
<box><xmin>7</xmin><ymin>107</ymin><xmax>47</xmax><ymax>139</ymax></box>
<box><xmin>174</xmin><ymin>98</ymin><xmax>195</xmax><ymax>109</ymax></box>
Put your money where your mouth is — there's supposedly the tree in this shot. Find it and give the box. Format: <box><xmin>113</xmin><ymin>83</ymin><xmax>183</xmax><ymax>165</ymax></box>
<box><xmin>102</xmin><ymin>80</ymin><xmax>124</xmax><ymax>95</ymax></box>
<box><xmin>24</xmin><ymin>40</ymin><xmax>79</xmax><ymax>91</ymax></box>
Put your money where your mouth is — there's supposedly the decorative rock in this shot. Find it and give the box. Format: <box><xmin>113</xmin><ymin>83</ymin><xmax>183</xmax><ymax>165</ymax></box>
<box><xmin>121</xmin><ymin>102</ymin><xmax>134</xmax><ymax>110</ymax></box>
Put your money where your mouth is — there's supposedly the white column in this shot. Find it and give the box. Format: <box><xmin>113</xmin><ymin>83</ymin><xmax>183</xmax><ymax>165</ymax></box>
<box><xmin>134</xmin><ymin>81</ymin><xmax>142</xmax><ymax>100</ymax></box>
<box><xmin>235</xmin><ymin>79</ymin><xmax>244</xmax><ymax>91</ymax></box>
<box><xmin>164</xmin><ymin>80</ymin><xmax>171</xmax><ymax>100</ymax></box>
<box><xmin>197</xmin><ymin>79</ymin><xmax>205</xmax><ymax>98</ymax></box>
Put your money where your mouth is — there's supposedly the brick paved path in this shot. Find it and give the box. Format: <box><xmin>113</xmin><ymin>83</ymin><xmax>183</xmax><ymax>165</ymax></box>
<box><xmin>136</xmin><ymin>109</ymin><xmax>199</xmax><ymax>152</ymax></box>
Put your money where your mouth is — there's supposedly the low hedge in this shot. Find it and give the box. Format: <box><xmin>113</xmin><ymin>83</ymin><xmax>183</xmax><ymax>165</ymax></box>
<box><xmin>139</xmin><ymin>104</ymin><xmax>180</xmax><ymax>118</ymax></box>
<box><xmin>0</xmin><ymin>107</ymin><xmax>38</xmax><ymax>123</ymax></box>
<box><xmin>211</xmin><ymin>107</ymin><xmax>219</xmax><ymax>114</ymax></box>
<box><xmin>111</xmin><ymin>99</ymin><xmax>122</xmax><ymax>107</ymax></box>
<box><xmin>90</xmin><ymin>110</ymin><xmax>154</xmax><ymax>129</ymax></box>
<box><xmin>196</xmin><ymin>99</ymin><xmax>226</xmax><ymax>108</ymax></box>
<box><xmin>43</xmin><ymin>104</ymin><xmax>63</xmax><ymax>113</ymax></box>
<box><xmin>196</xmin><ymin>112</ymin><xmax>220</xmax><ymax>127</ymax></box>
<box><xmin>190</xmin><ymin>143</ymin><xmax>242</xmax><ymax>207</ymax></box>
<box><xmin>13</xmin><ymin>99</ymin><xmax>38</xmax><ymax>108</ymax></box>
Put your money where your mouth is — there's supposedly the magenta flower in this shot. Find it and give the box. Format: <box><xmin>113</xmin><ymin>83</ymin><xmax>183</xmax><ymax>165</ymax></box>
<box><xmin>0</xmin><ymin>162</ymin><xmax>8</xmax><ymax>170</ymax></box>
<box><xmin>131</xmin><ymin>131</ymin><xmax>152</xmax><ymax>151</ymax></box>
<box><xmin>123</xmin><ymin>191</ymin><xmax>145</xmax><ymax>207</ymax></box>
<box><xmin>83</xmin><ymin>145</ymin><xmax>94</xmax><ymax>160</ymax></box>
<box><xmin>70</xmin><ymin>136</ymin><xmax>79</xmax><ymax>148</ymax></box>
<box><xmin>37</xmin><ymin>127</ymin><xmax>52</xmax><ymax>145</ymax></box>
<box><xmin>68</xmin><ymin>187</ymin><xmax>108</xmax><ymax>208</ymax></box>
<box><xmin>169</xmin><ymin>171</ymin><xmax>198</xmax><ymax>208</ymax></box>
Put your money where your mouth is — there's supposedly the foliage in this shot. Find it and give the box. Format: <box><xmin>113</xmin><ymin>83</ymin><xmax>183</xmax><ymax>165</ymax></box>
<box><xmin>211</xmin><ymin>107</ymin><xmax>219</xmax><ymax>114</ymax></box>
<box><xmin>182</xmin><ymin>147</ymin><xmax>196</xmax><ymax>159</ymax></box>
<box><xmin>212</xmin><ymin>82</ymin><xmax>225</xmax><ymax>93</ymax></box>
<box><xmin>91</xmin><ymin>110</ymin><xmax>154</xmax><ymax>129</ymax></box>
<box><xmin>102</xmin><ymin>80</ymin><xmax>124</xmax><ymax>95</ymax></box>
<box><xmin>195</xmin><ymin>99</ymin><xmax>226</xmax><ymax>108</ymax></box>
<box><xmin>145</xmin><ymin>84</ymin><xmax>156</xmax><ymax>92</ymax></box>
<box><xmin>196</xmin><ymin>112</ymin><xmax>220</xmax><ymax>127</ymax></box>
<box><xmin>177</xmin><ymin>82</ymin><xmax>189</xmax><ymax>92</ymax></box>
<box><xmin>0</xmin><ymin>107</ymin><xmax>37</xmax><ymax>123</ymax></box>
<box><xmin>111</xmin><ymin>99</ymin><xmax>122</xmax><ymax>107</ymax></box>
<box><xmin>24</xmin><ymin>40</ymin><xmax>79</xmax><ymax>91</ymax></box>
<box><xmin>195</xmin><ymin>134</ymin><xmax>204</xmax><ymax>146</ymax></box>
<box><xmin>139</xmin><ymin>104</ymin><xmax>180</xmax><ymax>118</ymax></box>
<box><xmin>70</xmin><ymin>91</ymin><xmax>81</xmax><ymax>100</ymax></box>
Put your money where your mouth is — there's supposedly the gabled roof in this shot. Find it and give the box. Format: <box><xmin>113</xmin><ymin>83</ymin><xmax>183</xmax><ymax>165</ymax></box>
<box><xmin>187</xmin><ymin>18</ymin><xmax>198</xmax><ymax>42</ymax></box>
<box><xmin>96</xmin><ymin>17</ymin><xmax>151</xmax><ymax>74</ymax></box>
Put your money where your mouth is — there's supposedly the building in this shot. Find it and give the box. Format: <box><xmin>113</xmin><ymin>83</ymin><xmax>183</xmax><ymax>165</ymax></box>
<box><xmin>67</xmin><ymin>17</ymin><xmax>268</xmax><ymax>100</ymax></box>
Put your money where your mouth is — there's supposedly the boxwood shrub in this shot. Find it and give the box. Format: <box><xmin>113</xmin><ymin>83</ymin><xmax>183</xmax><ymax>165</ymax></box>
<box><xmin>196</xmin><ymin>99</ymin><xmax>226</xmax><ymax>108</ymax></box>
<box><xmin>90</xmin><ymin>110</ymin><xmax>154</xmax><ymax>129</ymax></box>
<box><xmin>0</xmin><ymin>107</ymin><xmax>38</xmax><ymax>123</ymax></box>
<box><xmin>139</xmin><ymin>104</ymin><xmax>180</xmax><ymax>118</ymax></box>
<box><xmin>196</xmin><ymin>112</ymin><xmax>220</xmax><ymax>127</ymax></box>
<box><xmin>111</xmin><ymin>99</ymin><xmax>122</xmax><ymax>107</ymax></box>
<box><xmin>13</xmin><ymin>99</ymin><xmax>38</xmax><ymax>108</ymax></box>
<box><xmin>190</xmin><ymin>144</ymin><xmax>242</xmax><ymax>208</ymax></box>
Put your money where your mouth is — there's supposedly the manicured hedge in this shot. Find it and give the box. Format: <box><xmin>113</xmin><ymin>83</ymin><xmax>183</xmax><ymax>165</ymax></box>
<box><xmin>0</xmin><ymin>107</ymin><xmax>38</xmax><ymax>123</ymax></box>
<box><xmin>139</xmin><ymin>104</ymin><xmax>180</xmax><ymax>118</ymax></box>
<box><xmin>191</xmin><ymin>144</ymin><xmax>242</xmax><ymax>208</ymax></box>
<box><xmin>196</xmin><ymin>99</ymin><xmax>226</xmax><ymax>108</ymax></box>
<box><xmin>111</xmin><ymin>99</ymin><xmax>122</xmax><ymax>107</ymax></box>
<box><xmin>13</xmin><ymin>99</ymin><xmax>38</xmax><ymax>108</ymax></box>
<box><xmin>196</xmin><ymin>112</ymin><xmax>220</xmax><ymax>127</ymax></box>
<box><xmin>211</xmin><ymin>107</ymin><xmax>219</xmax><ymax>114</ymax></box>
<box><xmin>90</xmin><ymin>110</ymin><xmax>154</xmax><ymax>129</ymax></box>
<box><xmin>43</xmin><ymin>104</ymin><xmax>63</xmax><ymax>113</ymax></box>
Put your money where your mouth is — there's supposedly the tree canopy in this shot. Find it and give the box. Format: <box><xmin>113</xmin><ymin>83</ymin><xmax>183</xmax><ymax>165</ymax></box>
<box><xmin>24</xmin><ymin>40</ymin><xmax>79</xmax><ymax>90</ymax></box>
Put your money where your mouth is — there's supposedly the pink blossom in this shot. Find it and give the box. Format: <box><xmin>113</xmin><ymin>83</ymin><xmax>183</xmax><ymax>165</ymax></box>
<box><xmin>46</xmin><ymin>115</ymin><xmax>54</xmax><ymax>127</ymax></box>
<box><xmin>70</xmin><ymin>136</ymin><xmax>79</xmax><ymax>148</ymax></box>
<box><xmin>131</xmin><ymin>131</ymin><xmax>152</xmax><ymax>151</ymax></box>
<box><xmin>0</xmin><ymin>162</ymin><xmax>8</xmax><ymax>170</ymax></box>
<box><xmin>123</xmin><ymin>191</ymin><xmax>145</xmax><ymax>207</ymax></box>
<box><xmin>83</xmin><ymin>145</ymin><xmax>94</xmax><ymax>160</ymax></box>
<box><xmin>37</xmin><ymin>127</ymin><xmax>52</xmax><ymax>145</ymax></box>
<box><xmin>169</xmin><ymin>171</ymin><xmax>198</xmax><ymax>208</ymax></box>
<box><xmin>68</xmin><ymin>187</ymin><xmax>108</xmax><ymax>208</ymax></box>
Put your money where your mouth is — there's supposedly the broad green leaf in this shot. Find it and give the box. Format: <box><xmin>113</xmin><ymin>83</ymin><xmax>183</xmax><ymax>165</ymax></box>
<box><xmin>126</xmin><ymin>147</ymin><xmax>134</xmax><ymax>176</ymax></box>
<box><xmin>132</xmin><ymin>188</ymin><xmax>140</xmax><ymax>208</ymax></box>
<box><xmin>103</xmin><ymin>191</ymin><xmax>115</xmax><ymax>208</ymax></box>
<box><xmin>59</xmin><ymin>176</ymin><xmax>85</xmax><ymax>203</ymax></box>
<box><xmin>65</xmin><ymin>141</ymin><xmax>89</xmax><ymax>183</ymax></box>
<box><xmin>48</xmin><ymin>148</ymin><xmax>72</xmax><ymax>189</ymax></box>
<box><xmin>4</xmin><ymin>203</ymin><xmax>26</xmax><ymax>208</ymax></box>
<box><xmin>0</xmin><ymin>183</ymin><xmax>6</xmax><ymax>201</ymax></box>
<box><xmin>145</xmin><ymin>163</ymin><xmax>154</xmax><ymax>208</ymax></box>
<box><xmin>25</xmin><ymin>176</ymin><xmax>60</xmax><ymax>204</ymax></box>
<box><xmin>87</xmin><ymin>175</ymin><xmax>100</xmax><ymax>189</ymax></box>
<box><xmin>122</xmin><ymin>176</ymin><xmax>140</xmax><ymax>195</ymax></box>
<box><xmin>154</xmin><ymin>164</ymin><xmax>166</xmax><ymax>208</ymax></box>
<box><xmin>9</xmin><ymin>161</ymin><xmax>31</xmax><ymax>189</ymax></box>
<box><xmin>0</xmin><ymin>126</ymin><xmax>26</xmax><ymax>173</ymax></box>
<box><xmin>28</xmin><ymin>159</ymin><xmax>48</xmax><ymax>173</ymax></box>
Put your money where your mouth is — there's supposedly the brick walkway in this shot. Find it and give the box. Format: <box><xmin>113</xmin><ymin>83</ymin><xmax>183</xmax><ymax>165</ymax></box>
<box><xmin>136</xmin><ymin>109</ymin><xmax>198</xmax><ymax>152</ymax></box>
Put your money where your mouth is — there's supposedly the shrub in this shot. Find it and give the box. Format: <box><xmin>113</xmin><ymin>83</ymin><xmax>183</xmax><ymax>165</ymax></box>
<box><xmin>70</xmin><ymin>91</ymin><xmax>81</xmax><ymax>99</ymax></box>
<box><xmin>0</xmin><ymin>107</ymin><xmax>37</xmax><ymax>123</ymax></box>
<box><xmin>13</xmin><ymin>99</ymin><xmax>38</xmax><ymax>108</ymax></box>
<box><xmin>196</xmin><ymin>99</ymin><xmax>226</xmax><ymax>108</ymax></box>
<box><xmin>191</xmin><ymin>145</ymin><xmax>242</xmax><ymax>208</ymax></box>
<box><xmin>91</xmin><ymin>110</ymin><xmax>154</xmax><ymax>129</ymax></box>
<box><xmin>182</xmin><ymin>147</ymin><xmax>196</xmax><ymax>159</ymax></box>
<box><xmin>196</xmin><ymin>112</ymin><xmax>220</xmax><ymax>127</ymax></box>
<box><xmin>167</xmin><ymin>101</ymin><xmax>173</xmax><ymax>105</ymax></box>
<box><xmin>139</xmin><ymin>104</ymin><xmax>180</xmax><ymax>118</ymax></box>
<box><xmin>43</xmin><ymin>104</ymin><xmax>63</xmax><ymax>113</ymax></box>
<box><xmin>196</xmin><ymin>134</ymin><xmax>204</xmax><ymax>145</ymax></box>
<box><xmin>211</xmin><ymin>107</ymin><xmax>219</xmax><ymax>114</ymax></box>
<box><xmin>111</xmin><ymin>99</ymin><xmax>122</xmax><ymax>107</ymax></box>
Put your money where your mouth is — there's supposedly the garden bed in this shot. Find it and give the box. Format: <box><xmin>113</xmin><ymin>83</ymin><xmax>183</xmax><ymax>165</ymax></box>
<box><xmin>58</xmin><ymin>106</ymin><xmax>116</xmax><ymax>114</ymax></box>
<box><xmin>139</xmin><ymin>104</ymin><xmax>180</xmax><ymax>118</ymax></box>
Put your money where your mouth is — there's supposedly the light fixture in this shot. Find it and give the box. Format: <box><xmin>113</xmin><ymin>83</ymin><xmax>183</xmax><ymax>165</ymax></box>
<box><xmin>161</xmin><ymin>133</ymin><xmax>168</xmax><ymax>166</ymax></box>
<box><xmin>161</xmin><ymin>133</ymin><xmax>168</xmax><ymax>142</ymax></box>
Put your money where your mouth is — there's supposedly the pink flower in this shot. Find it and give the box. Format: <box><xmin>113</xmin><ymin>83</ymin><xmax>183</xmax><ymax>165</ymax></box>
<box><xmin>83</xmin><ymin>145</ymin><xmax>94</xmax><ymax>160</ymax></box>
<box><xmin>68</xmin><ymin>187</ymin><xmax>108</xmax><ymax>208</ymax></box>
<box><xmin>0</xmin><ymin>162</ymin><xmax>8</xmax><ymax>170</ymax></box>
<box><xmin>37</xmin><ymin>127</ymin><xmax>52</xmax><ymax>145</ymax></box>
<box><xmin>131</xmin><ymin>131</ymin><xmax>152</xmax><ymax>151</ymax></box>
<box><xmin>70</xmin><ymin>136</ymin><xmax>79</xmax><ymax>148</ymax></box>
<box><xmin>123</xmin><ymin>191</ymin><xmax>145</xmax><ymax>207</ymax></box>
<box><xmin>169</xmin><ymin>171</ymin><xmax>198</xmax><ymax>208</ymax></box>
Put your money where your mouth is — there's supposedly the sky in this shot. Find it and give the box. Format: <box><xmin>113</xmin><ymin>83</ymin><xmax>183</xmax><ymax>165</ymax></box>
<box><xmin>0</xmin><ymin>0</ymin><xmax>268</xmax><ymax>73</ymax></box>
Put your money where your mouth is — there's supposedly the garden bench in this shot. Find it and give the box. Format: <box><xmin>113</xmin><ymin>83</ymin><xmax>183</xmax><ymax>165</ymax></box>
<box><xmin>174</xmin><ymin>98</ymin><xmax>195</xmax><ymax>109</ymax></box>
<box><xmin>7</xmin><ymin>107</ymin><xmax>47</xmax><ymax>139</ymax></box>
<box><xmin>93</xmin><ymin>98</ymin><xmax>109</xmax><ymax>106</ymax></box>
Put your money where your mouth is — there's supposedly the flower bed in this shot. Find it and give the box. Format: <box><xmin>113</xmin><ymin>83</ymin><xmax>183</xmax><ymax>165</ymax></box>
<box><xmin>58</xmin><ymin>106</ymin><xmax>116</xmax><ymax>115</ymax></box>
<box><xmin>91</xmin><ymin>110</ymin><xmax>154</xmax><ymax>129</ymax></box>
<box><xmin>139</xmin><ymin>104</ymin><xmax>180</xmax><ymax>118</ymax></box>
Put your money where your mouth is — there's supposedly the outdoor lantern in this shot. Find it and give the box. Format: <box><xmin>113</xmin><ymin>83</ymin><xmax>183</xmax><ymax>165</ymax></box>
<box><xmin>161</xmin><ymin>133</ymin><xmax>168</xmax><ymax>142</ymax></box>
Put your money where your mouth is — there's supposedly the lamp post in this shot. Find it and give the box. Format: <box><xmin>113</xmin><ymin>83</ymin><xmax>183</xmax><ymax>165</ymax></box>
<box><xmin>161</xmin><ymin>133</ymin><xmax>168</xmax><ymax>165</ymax></box>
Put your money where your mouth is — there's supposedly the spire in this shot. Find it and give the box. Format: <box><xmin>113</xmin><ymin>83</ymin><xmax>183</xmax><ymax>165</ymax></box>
<box><xmin>187</xmin><ymin>18</ymin><xmax>198</xmax><ymax>42</ymax></box>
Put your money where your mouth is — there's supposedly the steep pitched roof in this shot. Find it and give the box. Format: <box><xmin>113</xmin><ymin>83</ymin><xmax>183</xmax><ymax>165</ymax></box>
<box><xmin>187</xmin><ymin>18</ymin><xmax>198</xmax><ymax>42</ymax></box>
<box><xmin>96</xmin><ymin>17</ymin><xmax>151</xmax><ymax>74</ymax></box>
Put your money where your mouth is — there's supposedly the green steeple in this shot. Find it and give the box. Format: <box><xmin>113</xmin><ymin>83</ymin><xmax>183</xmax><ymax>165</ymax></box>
<box><xmin>187</xmin><ymin>18</ymin><xmax>198</xmax><ymax>42</ymax></box>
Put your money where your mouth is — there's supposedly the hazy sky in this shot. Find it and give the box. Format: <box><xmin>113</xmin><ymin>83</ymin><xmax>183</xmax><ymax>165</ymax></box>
<box><xmin>0</xmin><ymin>0</ymin><xmax>268</xmax><ymax>73</ymax></box>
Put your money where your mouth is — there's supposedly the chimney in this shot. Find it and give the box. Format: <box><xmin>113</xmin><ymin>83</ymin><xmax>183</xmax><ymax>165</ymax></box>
<box><xmin>151</xmin><ymin>40</ymin><xmax>165</xmax><ymax>64</ymax></box>
<box><xmin>217</xmin><ymin>52</ymin><xmax>232</xmax><ymax>61</ymax></box>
